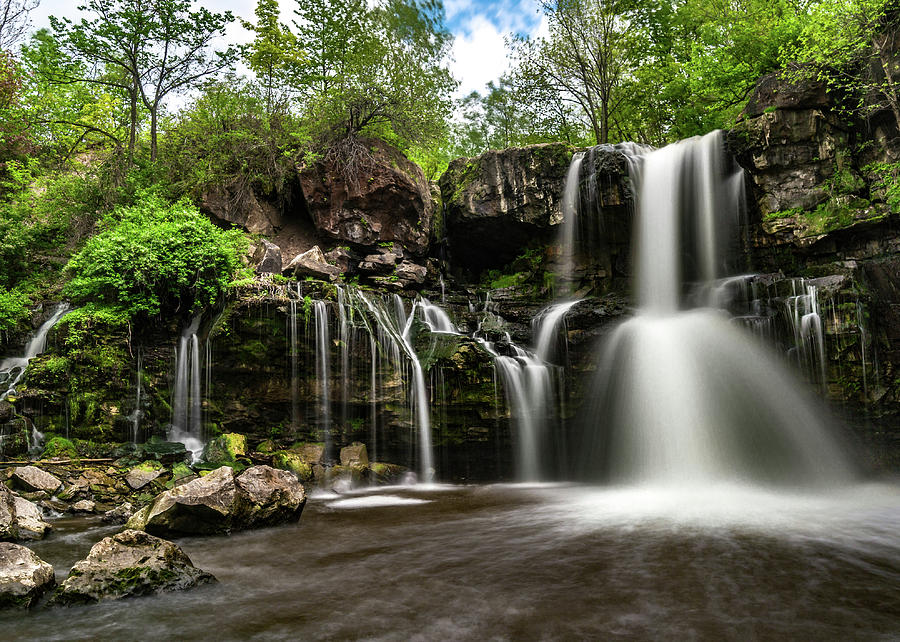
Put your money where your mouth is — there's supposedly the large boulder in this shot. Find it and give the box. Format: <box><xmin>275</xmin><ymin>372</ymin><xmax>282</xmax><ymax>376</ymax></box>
<box><xmin>283</xmin><ymin>246</ymin><xmax>341</xmax><ymax>282</ymax></box>
<box><xmin>340</xmin><ymin>442</ymin><xmax>369</xmax><ymax>467</ymax></box>
<box><xmin>252</xmin><ymin>239</ymin><xmax>283</xmax><ymax>274</ymax></box>
<box><xmin>0</xmin><ymin>485</ymin><xmax>16</xmax><ymax>541</ymax></box>
<box><xmin>298</xmin><ymin>138</ymin><xmax>435</xmax><ymax>257</ymax></box>
<box><xmin>202</xmin><ymin>183</ymin><xmax>283</xmax><ymax>236</ymax></box>
<box><xmin>0</xmin><ymin>543</ymin><xmax>55</xmax><ymax>608</ymax></box>
<box><xmin>126</xmin><ymin>465</ymin><xmax>306</xmax><ymax>536</ymax></box>
<box><xmin>10</xmin><ymin>466</ymin><xmax>62</xmax><ymax>494</ymax></box>
<box><xmin>203</xmin><ymin>432</ymin><xmax>247</xmax><ymax>465</ymax></box>
<box><xmin>53</xmin><ymin>530</ymin><xmax>215</xmax><ymax>605</ymax></box>
<box><xmin>125</xmin><ymin>460</ymin><xmax>166</xmax><ymax>490</ymax></box>
<box><xmin>0</xmin><ymin>486</ymin><xmax>51</xmax><ymax>541</ymax></box>
<box><xmin>440</xmin><ymin>143</ymin><xmax>573</xmax><ymax>272</ymax></box>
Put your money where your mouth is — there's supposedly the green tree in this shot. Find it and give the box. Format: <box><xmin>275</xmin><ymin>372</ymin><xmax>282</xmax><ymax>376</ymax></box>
<box><xmin>241</xmin><ymin>0</ymin><xmax>305</xmax><ymax>115</ymax></box>
<box><xmin>0</xmin><ymin>0</ymin><xmax>38</xmax><ymax>51</ymax></box>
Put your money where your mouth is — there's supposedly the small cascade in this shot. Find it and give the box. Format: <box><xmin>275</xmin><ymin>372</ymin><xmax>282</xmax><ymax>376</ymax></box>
<box><xmin>170</xmin><ymin>315</ymin><xmax>205</xmax><ymax>459</ymax></box>
<box><xmin>533</xmin><ymin>300</ymin><xmax>580</xmax><ymax>363</ymax></box>
<box><xmin>0</xmin><ymin>303</ymin><xmax>71</xmax><ymax>401</ymax></box>
<box><xmin>289</xmin><ymin>284</ymin><xmax>302</xmax><ymax>432</ymax></box>
<box><xmin>337</xmin><ymin>286</ymin><xmax>351</xmax><ymax>435</ymax></box>
<box><xmin>785</xmin><ymin>280</ymin><xmax>828</xmax><ymax>393</ymax></box>
<box><xmin>128</xmin><ymin>349</ymin><xmax>143</xmax><ymax>443</ymax></box>
<box><xmin>419</xmin><ymin>298</ymin><xmax>457</xmax><ymax>333</ymax></box>
<box><xmin>369</xmin><ymin>333</ymin><xmax>378</xmax><ymax>468</ymax></box>
<box><xmin>314</xmin><ymin>300</ymin><xmax>332</xmax><ymax>460</ymax></box>
<box><xmin>581</xmin><ymin>130</ymin><xmax>855</xmax><ymax>487</ymax></box>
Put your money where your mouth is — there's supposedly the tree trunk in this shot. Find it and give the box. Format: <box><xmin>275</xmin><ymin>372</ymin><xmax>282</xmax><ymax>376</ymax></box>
<box><xmin>127</xmin><ymin>88</ymin><xmax>137</xmax><ymax>166</ymax></box>
<box><xmin>150</xmin><ymin>105</ymin><xmax>158</xmax><ymax>162</ymax></box>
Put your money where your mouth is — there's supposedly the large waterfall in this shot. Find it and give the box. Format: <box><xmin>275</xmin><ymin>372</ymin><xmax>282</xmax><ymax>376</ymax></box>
<box><xmin>579</xmin><ymin>131</ymin><xmax>855</xmax><ymax>487</ymax></box>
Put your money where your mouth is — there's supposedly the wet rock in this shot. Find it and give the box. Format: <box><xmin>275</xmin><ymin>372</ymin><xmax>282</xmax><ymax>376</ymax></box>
<box><xmin>283</xmin><ymin>246</ymin><xmax>341</xmax><ymax>282</ymax></box>
<box><xmin>126</xmin><ymin>465</ymin><xmax>306</xmax><ymax>536</ymax></box>
<box><xmin>102</xmin><ymin>502</ymin><xmax>135</xmax><ymax>524</ymax></box>
<box><xmin>252</xmin><ymin>239</ymin><xmax>283</xmax><ymax>274</ymax></box>
<box><xmin>298</xmin><ymin>137</ymin><xmax>435</xmax><ymax>257</ymax></box>
<box><xmin>12</xmin><ymin>495</ymin><xmax>51</xmax><ymax>540</ymax></box>
<box><xmin>289</xmin><ymin>442</ymin><xmax>324</xmax><ymax>465</ymax></box>
<box><xmin>234</xmin><ymin>465</ymin><xmax>307</xmax><ymax>526</ymax></box>
<box><xmin>0</xmin><ymin>485</ymin><xmax>18</xmax><ymax>541</ymax></box>
<box><xmin>0</xmin><ymin>542</ymin><xmax>55</xmax><ymax>608</ymax></box>
<box><xmin>440</xmin><ymin>143</ymin><xmax>573</xmax><ymax>272</ymax></box>
<box><xmin>126</xmin><ymin>461</ymin><xmax>165</xmax><ymax>490</ymax></box>
<box><xmin>203</xmin><ymin>433</ymin><xmax>247</xmax><ymax>465</ymax></box>
<box><xmin>137</xmin><ymin>440</ymin><xmax>190</xmax><ymax>465</ymax></box>
<box><xmin>10</xmin><ymin>466</ymin><xmax>62</xmax><ymax>495</ymax></box>
<box><xmin>53</xmin><ymin>530</ymin><xmax>215</xmax><ymax>605</ymax></box>
<box><xmin>395</xmin><ymin>261</ymin><xmax>427</xmax><ymax>287</ymax></box>
<box><xmin>272</xmin><ymin>451</ymin><xmax>313</xmax><ymax>481</ymax></box>
<box><xmin>340</xmin><ymin>442</ymin><xmax>369</xmax><ymax>467</ymax></box>
<box><xmin>70</xmin><ymin>500</ymin><xmax>95</xmax><ymax>513</ymax></box>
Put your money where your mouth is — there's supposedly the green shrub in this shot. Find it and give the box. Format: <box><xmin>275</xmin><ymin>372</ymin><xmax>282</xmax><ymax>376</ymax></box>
<box><xmin>63</xmin><ymin>192</ymin><xmax>248</xmax><ymax>323</ymax></box>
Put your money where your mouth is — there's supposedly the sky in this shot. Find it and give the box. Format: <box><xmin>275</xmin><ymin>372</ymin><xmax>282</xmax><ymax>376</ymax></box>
<box><xmin>26</xmin><ymin>0</ymin><xmax>545</xmax><ymax>99</ymax></box>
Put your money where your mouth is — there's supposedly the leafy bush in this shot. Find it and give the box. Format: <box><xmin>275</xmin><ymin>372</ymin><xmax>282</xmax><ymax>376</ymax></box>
<box><xmin>63</xmin><ymin>192</ymin><xmax>248</xmax><ymax>321</ymax></box>
<box><xmin>0</xmin><ymin>285</ymin><xmax>31</xmax><ymax>331</ymax></box>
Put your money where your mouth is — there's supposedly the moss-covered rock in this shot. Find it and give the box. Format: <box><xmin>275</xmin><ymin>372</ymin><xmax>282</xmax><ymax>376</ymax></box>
<box><xmin>203</xmin><ymin>433</ymin><xmax>247</xmax><ymax>465</ymax></box>
<box><xmin>271</xmin><ymin>451</ymin><xmax>313</xmax><ymax>481</ymax></box>
<box><xmin>40</xmin><ymin>437</ymin><xmax>78</xmax><ymax>460</ymax></box>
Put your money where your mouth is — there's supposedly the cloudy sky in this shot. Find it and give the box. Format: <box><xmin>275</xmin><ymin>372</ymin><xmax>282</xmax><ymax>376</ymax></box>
<box><xmin>26</xmin><ymin>0</ymin><xmax>545</xmax><ymax>99</ymax></box>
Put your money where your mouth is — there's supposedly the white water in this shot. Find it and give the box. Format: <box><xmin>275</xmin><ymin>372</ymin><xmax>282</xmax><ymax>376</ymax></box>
<box><xmin>169</xmin><ymin>315</ymin><xmax>205</xmax><ymax>460</ymax></box>
<box><xmin>314</xmin><ymin>300</ymin><xmax>332</xmax><ymax>459</ymax></box>
<box><xmin>585</xmin><ymin>130</ymin><xmax>856</xmax><ymax>487</ymax></box>
<box><xmin>0</xmin><ymin>303</ymin><xmax>71</xmax><ymax>401</ymax></box>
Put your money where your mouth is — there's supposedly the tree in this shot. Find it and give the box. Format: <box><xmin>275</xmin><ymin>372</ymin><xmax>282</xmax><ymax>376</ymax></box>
<box><xmin>241</xmin><ymin>0</ymin><xmax>304</xmax><ymax>115</ymax></box>
<box><xmin>0</xmin><ymin>0</ymin><xmax>38</xmax><ymax>51</ymax></box>
<box><xmin>789</xmin><ymin>0</ymin><xmax>900</xmax><ymax>132</ymax></box>
<box><xmin>50</xmin><ymin>0</ymin><xmax>236</xmax><ymax>164</ymax></box>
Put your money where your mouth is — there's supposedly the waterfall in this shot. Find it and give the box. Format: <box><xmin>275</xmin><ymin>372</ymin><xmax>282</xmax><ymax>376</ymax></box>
<box><xmin>289</xmin><ymin>297</ymin><xmax>300</xmax><ymax>432</ymax></box>
<box><xmin>0</xmin><ymin>303</ymin><xmax>71</xmax><ymax>401</ymax></box>
<box><xmin>170</xmin><ymin>315</ymin><xmax>205</xmax><ymax>459</ymax></box>
<box><xmin>129</xmin><ymin>349</ymin><xmax>143</xmax><ymax>443</ymax></box>
<box><xmin>337</xmin><ymin>286</ymin><xmax>350</xmax><ymax>435</ymax></box>
<box><xmin>581</xmin><ymin>130</ymin><xmax>855</xmax><ymax>487</ymax></box>
<box><xmin>314</xmin><ymin>300</ymin><xmax>332</xmax><ymax>460</ymax></box>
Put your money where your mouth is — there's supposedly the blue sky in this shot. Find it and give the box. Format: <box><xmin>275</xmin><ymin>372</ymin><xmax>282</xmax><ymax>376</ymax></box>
<box><xmin>27</xmin><ymin>0</ymin><xmax>545</xmax><ymax>98</ymax></box>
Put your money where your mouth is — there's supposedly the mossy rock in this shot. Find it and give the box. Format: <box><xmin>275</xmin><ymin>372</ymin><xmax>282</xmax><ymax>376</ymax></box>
<box><xmin>272</xmin><ymin>451</ymin><xmax>313</xmax><ymax>481</ymax></box>
<box><xmin>255</xmin><ymin>439</ymin><xmax>277</xmax><ymax>454</ymax></box>
<box><xmin>41</xmin><ymin>437</ymin><xmax>79</xmax><ymax>460</ymax></box>
<box><xmin>202</xmin><ymin>433</ymin><xmax>247</xmax><ymax>465</ymax></box>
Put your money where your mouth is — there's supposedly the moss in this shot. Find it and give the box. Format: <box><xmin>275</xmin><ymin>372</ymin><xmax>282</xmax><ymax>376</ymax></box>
<box><xmin>41</xmin><ymin>436</ymin><xmax>78</xmax><ymax>459</ymax></box>
<box><xmin>272</xmin><ymin>450</ymin><xmax>313</xmax><ymax>481</ymax></box>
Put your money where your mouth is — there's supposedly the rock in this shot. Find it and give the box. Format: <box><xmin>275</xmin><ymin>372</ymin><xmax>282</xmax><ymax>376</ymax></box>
<box><xmin>126</xmin><ymin>460</ymin><xmax>165</xmax><ymax>490</ymax></box>
<box><xmin>11</xmin><ymin>466</ymin><xmax>62</xmax><ymax>494</ymax></box>
<box><xmin>126</xmin><ymin>465</ymin><xmax>239</xmax><ymax>536</ymax></box>
<box><xmin>271</xmin><ymin>451</ymin><xmax>313</xmax><ymax>481</ymax></box>
<box><xmin>40</xmin><ymin>436</ymin><xmax>78</xmax><ymax>459</ymax></box>
<box><xmin>202</xmin><ymin>183</ymin><xmax>281</xmax><ymax>236</ymax></box>
<box><xmin>252</xmin><ymin>239</ymin><xmax>283</xmax><ymax>274</ymax></box>
<box><xmin>298</xmin><ymin>137</ymin><xmax>435</xmax><ymax>257</ymax></box>
<box><xmin>324</xmin><ymin>247</ymin><xmax>354</xmax><ymax>272</ymax></box>
<box><xmin>340</xmin><ymin>442</ymin><xmax>369</xmax><ymax>467</ymax></box>
<box><xmin>12</xmin><ymin>495</ymin><xmax>51</xmax><ymax>540</ymax></box>
<box><xmin>126</xmin><ymin>465</ymin><xmax>306</xmax><ymax>536</ymax></box>
<box><xmin>0</xmin><ymin>485</ymin><xmax>18</xmax><ymax>541</ymax></box>
<box><xmin>289</xmin><ymin>442</ymin><xmax>324</xmax><ymax>465</ymax></box>
<box><xmin>102</xmin><ymin>502</ymin><xmax>135</xmax><ymax>524</ymax></box>
<box><xmin>53</xmin><ymin>530</ymin><xmax>215</xmax><ymax>605</ymax></box>
<box><xmin>0</xmin><ymin>542</ymin><xmax>55</xmax><ymax>608</ymax></box>
<box><xmin>203</xmin><ymin>432</ymin><xmax>247</xmax><ymax>465</ymax></box>
<box><xmin>741</xmin><ymin>67</ymin><xmax>830</xmax><ymax>119</ymax></box>
<box><xmin>440</xmin><ymin>143</ymin><xmax>573</xmax><ymax>272</ymax></box>
<box><xmin>395</xmin><ymin>261</ymin><xmax>427</xmax><ymax>287</ymax></box>
<box><xmin>71</xmin><ymin>500</ymin><xmax>95</xmax><ymax>513</ymax></box>
<box><xmin>283</xmin><ymin>246</ymin><xmax>342</xmax><ymax>282</ymax></box>
<box><xmin>137</xmin><ymin>440</ymin><xmax>190</xmax><ymax>465</ymax></box>
<box><xmin>358</xmin><ymin>252</ymin><xmax>398</xmax><ymax>274</ymax></box>
<box><xmin>234</xmin><ymin>465</ymin><xmax>306</xmax><ymax>526</ymax></box>
<box><xmin>255</xmin><ymin>439</ymin><xmax>277</xmax><ymax>454</ymax></box>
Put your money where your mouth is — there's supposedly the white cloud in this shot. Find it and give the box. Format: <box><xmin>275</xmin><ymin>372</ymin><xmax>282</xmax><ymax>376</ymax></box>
<box><xmin>450</xmin><ymin>15</ymin><xmax>510</xmax><ymax>98</ymax></box>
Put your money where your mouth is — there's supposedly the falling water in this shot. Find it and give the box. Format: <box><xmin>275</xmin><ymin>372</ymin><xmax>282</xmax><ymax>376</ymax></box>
<box><xmin>0</xmin><ymin>303</ymin><xmax>71</xmax><ymax>401</ymax></box>
<box><xmin>314</xmin><ymin>300</ymin><xmax>332</xmax><ymax>460</ymax></box>
<box><xmin>129</xmin><ymin>349</ymin><xmax>143</xmax><ymax>443</ymax></box>
<box><xmin>582</xmin><ymin>130</ymin><xmax>855</xmax><ymax>487</ymax></box>
<box><xmin>170</xmin><ymin>315</ymin><xmax>205</xmax><ymax>458</ymax></box>
<box><xmin>337</xmin><ymin>286</ymin><xmax>351</xmax><ymax>433</ymax></box>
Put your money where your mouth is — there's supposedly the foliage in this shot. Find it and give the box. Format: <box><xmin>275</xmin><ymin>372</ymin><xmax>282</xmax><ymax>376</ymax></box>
<box><xmin>865</xmin><ymin>160</ymin><xmax>900</xmax><ymax>210</ymax></box>
<box><xmin>0</xmin><ymin>0</ymin><xmax>37</xmax><ymax>50</ymax></box>
<box><xmin>241</xmin><ymin>0</ymin><xmax>305</xmax><ymax>115</ymax></box>
<box><xmin>63</xmin><ymin>193</ymin><xmax>248</xmax><ymax>322</ymax></box>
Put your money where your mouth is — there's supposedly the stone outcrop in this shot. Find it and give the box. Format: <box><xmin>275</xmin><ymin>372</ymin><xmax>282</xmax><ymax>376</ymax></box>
<box><xmin>440</xmin><ymin>143</ymin><xmax>572</xmax><ymax>272</ymax></box>
<box><xmin>53</xmin><ymin>530</ymin><xmax>215</xmax><ymax>605</ymax></box>
<box><xmin>0</xmin><ymin>543</ymin><xmax>55</xmax><ymax>608</ymax></box>
<box><xmin>298</xmin><ymin>138</ymin><xmax>435</xmax><ymax>257</ymax></box>
<box><xmin>202</xmin><ymin>183</ymin><xmax>283</xmax><ymax>236</ymax></box>
<box><xmin>252</xmin><ymin>239</ymin><xmax>283</xmax><ymax>274</ymax></box>
<box><xmin>283</xmin><ymin>246</ymin><xmax>341</xmax><ymax>282</ymax></box>
<box><xmin>126</xmin><ymin>465</ymin><xmax>306</xmax><ymax>536</ymax></box>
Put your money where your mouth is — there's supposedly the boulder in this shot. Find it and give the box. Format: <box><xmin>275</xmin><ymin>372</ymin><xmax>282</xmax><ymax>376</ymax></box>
<box><xmin>253</xmin><ymin>239</ymin><xmax>283</xmax><ymax>274</ymax></box>
<box><xmin>298</xmin><ymin>138</ymin><xmax>435</xmax><ymax>257</ymax></box>
<box><xmin>0</xmin><ymin>543</ymin><xmax>55</xmax><ymax>608</ymax></box>
<box><xmin>102</xmin><ymin>502</ymin><xmax>135</xmax><ymax>524</ymax></box>
<box><xmin>203</xmin><ymin>432</ymin><xmax>247</xmax><ymax>465</ymax></box>
<box><xmin>71</xmin><ymin>499</ymin><xmax>95</xmax><ymax>513</ymax></box>
<box><xmin>290</xmin><ymin>442</ymin><xmax>324</xmax><ymax>465</ymax></box>
<box><xmin>340</xmin><ymin>442</ymin><xmax>369</xmax><ymax>467</ymax></box>
<box><xmin>358</xmin><ymin>252</ymin><xmax>399</xmax><ymax>274</ymax></box>
<box><xmin>137</xmin><ymin>440</ymin><xmax>190</xmax><ymax>464</ymax></box>
<box><xmin>271</xmin><ymin>451</ymin><xmax>313</xmax><ymax>481</ymax></box>
<box><xmin>11</xmin><ymin>495</ymin><xmax>51</xmax><ymax>540</ymax></box>
<box><xmin>202</xmin><ymin>183</ymin><xmax>281</xmax><ymax>236</ymax></box>
<box><xmin>741</xmin><ymin>67</ymin><xmax>830</xmax><ymax>119</ymax></box>
<box><xmin>53</xmin><ymin>530</ymin><xmax>215</xmax><ymax>605</ymax></box>
<box><xmin>440</xmin><ymin>143</ymin><xmax>573</xmax><ymax>272</ymax></box>
<box><xmin>126</xmin><ymin>460</ymin><xmax>165</xmax><ymax>490</ymax></box>
<box><xmin>0</xmin><ymin>485</ymin><xmax>18</xmax><ymax>541</ymax></box>
<box><xmin>395</xmin><ymin>261</ymin><xmax>427</xmax><ymax>287</ymax></box>
<box><xmin>234</xmin><ymin>466</ymin><xmax>307</xmax><ymax>526</ymax></box>
<box><xmin>283</xmin><ymin>246</ymin><xmax>341</xmax><ymax>282</ymax></box>
<box><xmin>126</xmin><ymin>465</ymin><xmax>306</xmax><ymax>536</ymax></box>
<box><xmin>11</xmin><ymin>466</ymin><xmax>62</xmax><ymax>494</ymax></box>
<box><xmin>324</xmin><ymin>247</ymin><xmax>354</xmax><ymax>272</ymax></box>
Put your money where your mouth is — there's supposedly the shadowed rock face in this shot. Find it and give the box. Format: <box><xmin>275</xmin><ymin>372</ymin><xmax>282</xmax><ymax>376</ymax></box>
<box><xmin>0</xmin><ymin>542</ymin><xmax>55</xmax><ymax>609</ymax></box>
<box><xmin>298</xmin><ymin>138</ymin><xmax>436</xmax><ymax>257</ymax></box>
<box><xmin>53</xmin><ymin>529</ymin><xmax>215</xmax><ymax>605</ymax></box>
<box><xmin>440</xmin><ymin>143</ymin><xmax>573</xmax><ymax>273</ymax></box>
